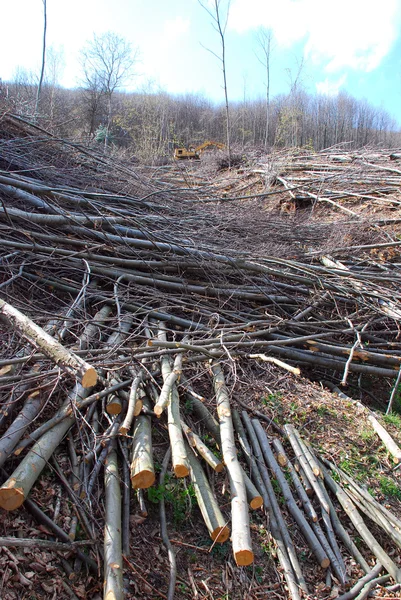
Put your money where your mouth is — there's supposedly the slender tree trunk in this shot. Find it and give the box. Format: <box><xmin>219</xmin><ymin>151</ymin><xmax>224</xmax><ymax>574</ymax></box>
<box><xmin>105</xmin><ymin>93</ymin><xmax>112</xmax><ymax>149</ymax></box>
<box><xmin>34</xmin><ymin>0</ymin><xmax>47</xmax><ymax>119</ymax></box>
<box><xmin>264</xmin><ymin>35</ymin><xmax>270</xmax><ymax>148</ymax></box>
<box><xmin>200</xmin><ymin>1</ymin><xmax>231</xmax><ymax>165</ymax></box>
<box><xmin>216</xmin><ymin>1</ymin><xmax>231</xmax><ymax>165</ymax></box>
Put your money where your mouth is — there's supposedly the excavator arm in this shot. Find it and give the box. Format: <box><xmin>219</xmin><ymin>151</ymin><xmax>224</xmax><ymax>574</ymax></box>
<box><xmin>195</xmin><ymin>141</ymin><xmax>225</xmax><ymax>154</ymax></box>
<box><xmin>174</xmin><ymin>140</ymin><xmax>225</xmax><ymax>160</ymax></box>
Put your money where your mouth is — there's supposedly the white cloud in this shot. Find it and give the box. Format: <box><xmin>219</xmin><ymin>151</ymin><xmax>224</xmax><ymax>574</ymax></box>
<box><xmin>316</xmin><ymin>74</ymin><xmax>347</xmax><ymax>96</ymax></box>
<box><xmin>230</xmin><ymin>0</ymin><xmax>401</xmax><ymax>73</ymax></box>
<box><xmin>162</xmin><ymin>16</ymin><xmax>190</xmax><ymax>44</ymax></box>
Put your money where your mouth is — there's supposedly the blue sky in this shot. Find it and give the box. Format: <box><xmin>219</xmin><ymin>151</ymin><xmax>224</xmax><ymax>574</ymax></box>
<box><xmin>1</xmin><ymin>0</ymin><xmax>401</xmax><ymax>125</ymax></box>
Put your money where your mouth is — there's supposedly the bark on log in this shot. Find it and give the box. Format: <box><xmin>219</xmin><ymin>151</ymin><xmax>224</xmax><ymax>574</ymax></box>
<box><xmin>77</xmin><ymin>305</ymin><xmax>112</xmax><ymax>350</ymax></box>
<box><xmin>232</xmin><ymin>409</ymin><xmax>268</xmax><ymax>504</ymax></box>
<box><xmin>155</xmin><ymin>349</ymin><xmax>184</xmax><ymax>417</ymax></box>
<box><xmin>120</xmin><ymin>371</ymin><xmax>145</xmax><ymax>436</ymax></box>
<box><xmin>241</xmin><ymin>412</ymin><xmax>308</xmax><ymax>594</ymax></box>
<box><xmin>271</xmin><ymin>438</ymin><xmax>288</xmax><ymax>467</ymax></box>
<box><xmin>158</xmin><ymin>325</ymin><xmax>189</xmax><ymax>477</ymax></box>
<box><xmin>105</xmin><ymin>315</ymin><xmax>134</xmax><ymax>416</ymax></box>
<box><xmin>0</xmin><ymin>304</ymin><xmax>75</xmax><ymax>430</ymax></box>
<box><xmin>284</xmin><ymin>425</ymin><xmax>329</xmax><ymax>513</ymax></box>
<box><xmin>189</xmin><ymin>396</ymin><xmax>221</xmax><ymax>445</ymax></box>
<box><xmin>212</xmin><ymin>362</ymin><xmax>254</xmax><ymax>566</ymax></box>
<box><xmin>0</xmin><ymin>382</ymin><xmax>90</xmax><ymax>510</ymax></box>
<box><xmin>168</xmin><ymin>384</ymin><xmax>189</xmax><ymax>478</ymax></box>
<box><xmin>186</xmin><ymin>443</ymin><xmax>229</xmax><ymax>543</ymax></box>
<box><xmin>181</xmin><ymin>420</ymin><xmax>223</xmax><ymax>473</ymax></box>
<box><xmin>0</xmin><ymin>536</ymin><xmax>95</xmax><ymax>551</ymax></box>
<box><xmin>367</xmin><ymin>415</ymin><xmax>401</xmax><ymax>464</ymax></box>
<box><xmin>317</xmin><ymin>477</ymin><xmax>370</xmax><ymax>574</ymax></box>
<box><xmin>130</xmin><ymin>397</ymin><xmax>155</xmax><ymax>489</ymax></box>
<box><xmin>0</xmin><ymin>298</ymin><xmax>97</xmax><ymax>387</ymax></box>
<box><xmin>0</xmin><ymin>391</ymin><xmax>44</xmax><ymax>468</ymax></box>
<box><xmin>14</xmin><ymin>379</ymin><xmax>131</xmax><ymax>455</ymax></box>
<box><xmin>272</xmin><ymin>438</ymin><xmax>318</xmax><ymax>523</ymax></box>
<box><xmin>104</xmin><ymin>445</ymin><xmax>124</xmax><ymax>600</ymax></box>
<box><xmin>253</xmin><ymin>420</ymin><xmax>330</xmax><ymax>569</ymax></box>
<box><xmin>241</xmin><ymin>471</ymin><xmax>263</xmax><ymax>510</ymax></box>
<box><xmin>321</xmin><ymin>463</ymin><xmax>401</xmax><ymax>582</ymax></box>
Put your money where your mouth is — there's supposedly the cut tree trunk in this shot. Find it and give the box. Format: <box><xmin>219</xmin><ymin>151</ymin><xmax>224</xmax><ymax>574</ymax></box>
<box><xmin>212</xmin><ymin>362</ymin><xmax>254</xmax><ymax>566</ymax></box>
<box><xmin>367</xmin><ymin>415</ymin><xmax>401</xmax><ymax>464</ymax></box>
<box><xmin>0</xmin><ymin>382</ymin><xmax>90</xmax><ymax>510</ymax></box>
<box><xmin>130</xmin><ymin>397</ymin><xmax>155</xmax><ymax>489</ymax></box>
<box><xmin>186</xmin><ymin>443</ymin><xmax>229</xmax><ymax>543</ymax></box>
<box><xmin>0</xmin><ymin>298</ymin><xmax>97</xmax><ymax>387</ymax></box>
<box><xmin>104</xmin><ymin>445</ymin><xmax>123</xmax><ymax>600</ymax></box>
<box><xmin>253</xmin><ymin>420</ymin><xmax>330</xmax><ymax>569</ymax></box>
<box><xmin>157</xmin><ymin>324</ymin><xmax>189</xmax><ymax>478</ymax></box>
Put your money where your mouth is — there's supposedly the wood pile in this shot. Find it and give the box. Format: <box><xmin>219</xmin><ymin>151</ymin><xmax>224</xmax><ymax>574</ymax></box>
<box><xmin>0</xmin><ymin>113</ymin><xmax>401</xmax><ymax>598</ymax></box>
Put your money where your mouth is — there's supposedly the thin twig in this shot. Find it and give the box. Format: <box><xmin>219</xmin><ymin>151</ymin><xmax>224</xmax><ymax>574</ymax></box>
<box><xmin>159</xmin><ymin>448</ymin><xmax>176</xmax><ymax>600</ymax></box>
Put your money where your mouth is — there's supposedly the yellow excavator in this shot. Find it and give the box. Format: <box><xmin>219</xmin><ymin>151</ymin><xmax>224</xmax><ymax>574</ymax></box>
<box><xmin>174</xmin><ymin>140</ymin><xmax>225</xmax><ymax>160</ymax></box>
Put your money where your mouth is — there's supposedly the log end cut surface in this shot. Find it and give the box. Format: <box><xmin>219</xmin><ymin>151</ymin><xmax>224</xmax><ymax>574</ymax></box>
<box><xmin>234</xmin><ymin>549</ymin><xmax>254</xmax><ymax>566</ymax></box>
<box><xmin>106</xmin><ymin>398</ymin><xmax>122</xmax><ymax>416</ymax></box>
<box><xmin>211</xmin><ymin>525</ymin><xmax>230</xmax><ymax>544</ymax></box>
<box><xmin>174</xmin><ymin>464</ymin><xmax>190</xmax><ymax>478</ymax></box>
<box><xmin>133</xmin><ymin>400</ymin><xmax>143</xmax><ymax>417</ymax></box>
<box><xmin>321</xmin><ymin>557</ymin><xmax>330</xmax><ymax>569</ymax></box>
<box><xmin>131</xmin><ymin>470</ymin><xmax>156</xmax><ymax>489</ymax></box>
<box><xmin>249</xmin><ymin>495</ymin><xmax>263</xmax><ymax>510</ymax></box>
<box><xmin>81</xmin><ymin>367</ymin><xmax>98</xmax><ymax>389</ymax></box>
<box><xmin>154</xmin><ymin>406</ymin><xmax>164</xmax><ymax>418</ymax></box>
<box><xmin>0</xmin><ymin>482</ymin><xmax>25</xmax><ymax>510</ymax></box>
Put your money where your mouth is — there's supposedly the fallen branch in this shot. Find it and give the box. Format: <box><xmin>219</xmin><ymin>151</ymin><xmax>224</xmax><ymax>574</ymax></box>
<box><xmin>104</xmin><ymin>444</ymin><xmax>124</xmax><ymax>600</ymax></box>
<box><xmin>186</xmin><ymin>442</ymin><xmax>229</xmax><ymax>543</ymax></box>
<box><xmin>367</xmin><ymin>414</ymin><xmax>401</xmax><ymax>464</ymax></box>
<box><xmin>321</xmin><ymin>462</ymin><xmax>401</xmax><ymax>582</ymax></box>
<box><xmin>0</xmin><ymin>536</ymin><xmax>96</xmax><ymax>551</ymax></box>
<box><xmin>0</xmin><ymin>297</ymin><xmax>97</xmax><ymax>387</ymax></box>
<box><xmin>253</xmin><ymin>420</ymin><xmax>330</xmax><ymax>569</ymax></box>
<box><xmin>212</xmin><ymin>362</ymin><xmax>253</xmax><ymax>566</ymax></box>
<box><xmin>130</xmin><ymin>396</ymin><xmax>155</xmax><ymax>489</ymax></box>
<box><xmin>241</xmin><ymin>411</ymin><xmax>308</xmax><ymax>595</ymax></box>
<box><xmin>159</xmin><ymin>449</ymin><xmax>177</xmax><ymax>600</ymax></box>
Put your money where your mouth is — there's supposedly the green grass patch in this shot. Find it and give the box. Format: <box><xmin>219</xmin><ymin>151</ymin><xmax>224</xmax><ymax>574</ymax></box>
<box><xmin>360</xmin><ymin>428</ymin><xmax>375</xmax><ymax>442</ymax></box>
<box><xmin>379</xmin><ymin>476</ymin><xmax>401</xmax><ymax>500</ymax></box>
<box><xmin>316</xmin><ymin>405</ymin><xmax>338</xmax><ymax>418</ymax></box>
<box><xmin>147</xmin><ymin>476</ymin><xmax>196</xmax><ymax>524</ymax></box>
<box><xmin>383</xmin><ymin>412</ymin><xmax>401</xmax><ymax>427</ymax></box>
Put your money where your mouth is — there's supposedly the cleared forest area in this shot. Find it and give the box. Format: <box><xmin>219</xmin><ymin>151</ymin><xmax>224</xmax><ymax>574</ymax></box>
<box><xmin>0</xmin><ymin>110</ymin><xmax>401</xmax><ymax>600</ymax></box>
<box><xmin>2</xmin><ymin>76</ymin><xmax>401</xmax><ymax>163</ymax></box>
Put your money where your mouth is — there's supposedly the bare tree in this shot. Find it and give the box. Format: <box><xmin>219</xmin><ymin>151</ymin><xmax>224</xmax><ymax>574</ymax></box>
<box><xmin>255</xmin><ymin>27</ymin><xmax>273</xmax><ymax>148</ymax></box>
<box><xmin>199</xmin><ymin>0</ymin><xmax>232</xmax><ymax>165</ymax></box>
<box><xmin>79</xmin><ymin>32</ymin><xmax>138</xmax><ymax>144</ymax></box>
<box><xmin>274</xmin><ymin>57</ymin><xmax>306</xmax><ymax>147</ymax></box>
<box><xmin>34</xmin><ymin>0</ymin><xmax>47</xmax><ymax>119</ymax></box>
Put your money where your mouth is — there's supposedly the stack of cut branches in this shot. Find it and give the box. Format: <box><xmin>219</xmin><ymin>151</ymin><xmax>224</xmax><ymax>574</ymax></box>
<box><xmin>1</xmin><ymin>113</ymin><xmax>401</xmax><ymax>598</ymax></box>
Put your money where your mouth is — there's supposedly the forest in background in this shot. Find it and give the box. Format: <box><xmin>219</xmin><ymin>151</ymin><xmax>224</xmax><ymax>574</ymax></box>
<box><xmin>1</xmin><ymin>41</ymin><xmax>400</xmax><ymax>164</ymax></box>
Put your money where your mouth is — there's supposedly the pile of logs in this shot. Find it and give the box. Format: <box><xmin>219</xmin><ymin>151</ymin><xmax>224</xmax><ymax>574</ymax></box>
<box><xmin>0</xmin><ymin>114</ymin><xmax>401</xmax><ymax>598</ymax></box>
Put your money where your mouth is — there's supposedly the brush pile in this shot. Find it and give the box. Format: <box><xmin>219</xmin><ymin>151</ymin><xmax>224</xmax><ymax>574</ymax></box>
<box><xmin>0</xmin><ymin>112</ymin><xmax>401</xmax><ymax>599</ymax></box>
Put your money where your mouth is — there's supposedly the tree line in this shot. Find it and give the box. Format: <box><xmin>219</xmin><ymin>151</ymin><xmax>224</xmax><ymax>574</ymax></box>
<box><xmin>1</xmin><ymin>30</ymin><xmax>400</xmax><ymax>163</ymax></box>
